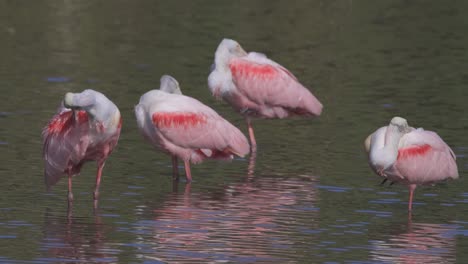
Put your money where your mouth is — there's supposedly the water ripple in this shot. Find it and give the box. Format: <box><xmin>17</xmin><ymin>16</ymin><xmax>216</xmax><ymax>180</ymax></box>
<box><xmin>45</xmin><ymin>77</ymin><xmax>70</xmax><ymax>83</ymax></box>
<box><xmin>370</xmin><ymin>223</ymin><xmax>457</xmax><ymax>263</ymax></box>
<box><xmin>128</xmin><ymin>176</ymin><xmax>319</xmax><ymax>263</ymax></box>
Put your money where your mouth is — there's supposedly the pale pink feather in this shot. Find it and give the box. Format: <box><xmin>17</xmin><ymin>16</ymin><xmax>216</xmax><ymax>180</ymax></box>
<box><xmin>228</xmin><ymin>54</ymin><xmax>322</xmax><ymax>118</ymax></box>
<box><xmin>393</xmin><ymin>129</ymin><xmax>458</xmax><ymax>185</ymax></box>
<box><xmin>137</xmin><ymin>93</ymin><xmax>249</xmax><ymax>164</ymax></box>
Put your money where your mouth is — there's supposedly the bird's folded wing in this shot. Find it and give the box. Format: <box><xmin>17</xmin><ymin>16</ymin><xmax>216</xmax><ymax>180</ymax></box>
<box><xmin>42</xmin><ymin>109</ymin><xmax>89</xmax><ymax>187</ymax></box>
<box><xmin>152</xmin><ymin>111</ymin><xmax>249</xmax><ymax>157</ymax></box>
<box><xmin>395</xmin><ymin>130</ymin><xmax>459</xmax><ymax>183</ymax></box>
<box><xmin>229</xmin><ymin>56</ymin><xmax>322</xmax><ymax>115</ymax></box>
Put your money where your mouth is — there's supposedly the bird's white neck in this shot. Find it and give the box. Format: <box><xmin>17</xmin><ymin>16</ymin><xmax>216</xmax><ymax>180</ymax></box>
<box><xmin>370</xmin><ymin>125</ymin><xmax>403</xmax><ymax>171</ymax></box>
<box><xmin>214</xmin><ymin>51</ymin><xmax>231</xmax><ymax>72</ymax></box>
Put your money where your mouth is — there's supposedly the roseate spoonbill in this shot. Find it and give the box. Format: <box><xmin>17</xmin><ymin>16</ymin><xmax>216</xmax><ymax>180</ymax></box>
<box><xmin>208</xmin><ymin>38</ymin><xmax>323</xmax><ymax>151</ymax></box>
<box><xmin>364</xmin><ymin>117</ymin><xmax>458</xmax><ymax>211</ymax></box>
<box><xmin>42</xmin><ymin>90</ymin><xmax>122</xmax><ymax>205</ymax></box>
<box><xmin>135</xmin><ymin>75</ymin><xmax>250</xmax><ymax>182</ymax></box>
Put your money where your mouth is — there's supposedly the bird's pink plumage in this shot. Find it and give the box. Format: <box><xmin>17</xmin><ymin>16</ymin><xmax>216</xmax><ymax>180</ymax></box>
<box><xmin>230</xmin><ymin>60</ymin><xmax>277</xmax><ymax>79</ymax></box>
<box><xmin>152</xmin><ymin>112</ymin><xmax>207</xmax><ymax>128</ymax></box>
<box><xmin>392</xmin><ymin>131</ymin><xmax>457</xmax><ymax>183</ymax></box>
<box><xmin>43</xmin><ymin>108</ymin><xmax>120</xmax><ymax>188</ymax></box>
<box><xmin>151</xmin><ymin>111</ymin><xmax>249</xmax><ymax>161</ymax></box>
<box><xmin>225</xmin><ymin>57</ymin><xmax>322</xmax><ymax>118</ymax></box>
<box><xmin>47</xmin><ymin>110</ymin><xmax>88</xmax><ymax>134</ymax></box>
<box><xmin>397</xmin><ymin>144</ymin><xmax>432</xmax><ymax>160</ymax></box>
<box><xmin>136</xmin><ymin>92</ymin><xmax>249</xmax><ymax>173</ymax></box>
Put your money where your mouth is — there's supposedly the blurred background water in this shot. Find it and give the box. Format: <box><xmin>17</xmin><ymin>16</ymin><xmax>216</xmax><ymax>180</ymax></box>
<box><xmin>1</xmin><ymin>0</ymin><xmax>468</xmax><ymax>263</ymax></box>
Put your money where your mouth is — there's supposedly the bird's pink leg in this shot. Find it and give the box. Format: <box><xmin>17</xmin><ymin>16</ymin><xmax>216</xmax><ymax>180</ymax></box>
<box><xmin>408</xmin><ymin>184</ymin><xmax>417</xmax><ymax>212</ymax></box>
<box><xmin>246</xmin><ymin>117</ymin><xmax>257</xmax><ymax>152</ymax></box>
<box><xmin>247</xmin><ymin>150</ymin><xmax>257</xmax><ymax>178</ymax></box>
<box><xmin>184</xmin><ymin>182</ymin><xmax>191</xmax><ymax>195</ymax></box>
<box><xmin>93</xmin><ymin>160</ymin><xmax>105</xmax><ymax>201</ymax></box>
<box><xmin>172</xmin><ymin>155</ymin><xmax>179</xmax><ymax>180</ymax></box>
<box><xmin>184</xmin><ymin>160</ymin><xmax>192</xmax><ymax>183</ymax></box>
<box><xmin>68</xmin><ymin>173</ymin><xmax>73</xmax><ymax>205</ymax></box>
<box><xmin>67</xmin><ymin>205</ymin><xmax>73</xmax><ymax>220</ymax></box>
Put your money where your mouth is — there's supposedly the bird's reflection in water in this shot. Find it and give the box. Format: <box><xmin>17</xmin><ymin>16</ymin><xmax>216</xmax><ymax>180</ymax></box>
<box><xmin>371</xmin><ymin>220</ymin><xmax>457</xmax><ymax>264</ymax></box>
<box><xmin>40</xmin><ymin>207</ymin><xmax>118</xmax><ymax>263</ymax></box>
<box><xmin>134</xmin><ymin>152</ymin><xmax>320</xmax><ymax>263</ymax></box>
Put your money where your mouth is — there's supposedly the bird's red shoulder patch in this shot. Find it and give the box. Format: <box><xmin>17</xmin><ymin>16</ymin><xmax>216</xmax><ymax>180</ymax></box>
<box><xmin>152</xmin><ymin>112</ymin><xmax>207</xmax><ymax>128</ymax></box>
<box><xmin>397</xmin><ymin>144</ymin><xmax>432</xmax><ymax>160</ymax></box>
<box><xmin>229</xmin><ymin>60</ymin><xmax>276</xmax><ymax>79</ymax></box>
<box><xmin>47</xmin><ymin>110</ymin><xmax>88</xmax><ymax>134</ymax></box>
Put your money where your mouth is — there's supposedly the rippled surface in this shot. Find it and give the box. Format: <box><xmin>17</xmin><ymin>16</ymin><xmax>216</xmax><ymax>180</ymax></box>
<box><xmin>2</xmin><ymin>0</ymin><xmax>468</xmax><ymax>263</ymax></box>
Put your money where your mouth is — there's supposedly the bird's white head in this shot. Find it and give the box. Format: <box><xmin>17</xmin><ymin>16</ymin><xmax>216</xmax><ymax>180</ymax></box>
<box><xmin>63</xmin><ymin>89</ymin><xmax>120</xmax><ymax>125</ymax></box>
<box><xmin>160</xmin><ymin>75</ymin><xmax>182</xmax><ymax>95</ymax></box>
<box><xmin>214</xmin><ymin>38</ymin><xmax>248</xmax><ymax>68</ymax></box>
<box><xmin>389</xmin><ymin>116</ymin><xmax>411</xmax><ymax>133</ymax></box>
<box><xmin>64</xmin><ymin>90</ymin><xmax>95</xmax><ymax>110</ymax></box>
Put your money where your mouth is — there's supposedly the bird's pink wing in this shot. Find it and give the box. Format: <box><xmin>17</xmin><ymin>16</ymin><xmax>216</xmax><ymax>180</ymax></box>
<box><xmin>394</xmin><ymin>129</ymin><xmax>458</xmax><ymax>184</ymax></box>
<box><xmin>229</xmin><ymin>54</ymin><xmax>322</xmax><ymax>116</ymax></box>
<box><xmin>246</xmin><ymin>52</ymin><xmax>299</xmax><ymax>81</ymax></box>
<box><xmin>152</xmin><ymin>109</ymin><xmax>249</xmax><ymax>158</ymax></box>
<box><xmin>42</xmin><ymin>109</ymin><xmax>90</xmax><ymax>188</ymax></box>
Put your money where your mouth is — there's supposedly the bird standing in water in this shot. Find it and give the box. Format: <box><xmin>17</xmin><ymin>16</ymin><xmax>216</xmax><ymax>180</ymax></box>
<box><xmin>135</xmin><ymin>75</ymin><xmax>249</xmax><ymax>182</ymax></box>
<box><xmin>42</xmin><ymin>90</ymin><xmax>122</xmax><ymax>207</ymax></box>
<box><xmin>208</xmin><ymin>38</ymin><xmax>323</xmax><ymax>152</ymax></box>
<box><xmin>365</xmin><ymin>117</ymin><xmax>458</xmax><ymax>211</ymax></box>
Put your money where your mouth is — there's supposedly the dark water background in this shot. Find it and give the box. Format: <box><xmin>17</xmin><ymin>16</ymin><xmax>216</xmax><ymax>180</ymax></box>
<box><xmin>1</xmin><ymin>0</ymin><xmax>468</xmax><ymax>263</ymax></box>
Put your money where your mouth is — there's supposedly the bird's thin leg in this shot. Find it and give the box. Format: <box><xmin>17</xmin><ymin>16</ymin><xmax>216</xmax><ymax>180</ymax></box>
<box><xmin>172</xmin><ymin>155</ymin><xmax>179</xmax><ymax>181</ymax></box>
<box><xmin>67</xmin><ymin>205</ymin><xmax>73</xmax><ymax>220</ymax></box>
<box><xmin>408</xmin><ymin>184</ymin><xmax>417</xmax><ymax>212</ymax></box>
<box><xmin>380</xmin><ymin>178</ymin><xmax>388</xmax><ymax>185</ymax></box>
<box><xmin>247</xmin><ymin>150</ymin><xmax>257</xmax><ymax>178</ymax></box>
<box><xmin>93</xmin><ymin>202</ymin><xmax>100</xmax><ymax>216</ymax></box>
<box><xmin>67</xmin><ymin>173</ymin><xmax>73</xmax><ymax>206</ymax></box>
<box><xmin>184</xmin><ymin>160</ymin><xmax>192</xmax><ymax>183</ymax></box>
<box><xmin>246</xmin><ymin>117</ymin><xmax>257</xmax><ymax>152</ymax></box>
<box><xmin>93</xmin><ymin>160</ymin><xmax>105</xmax><ymax>201</ymax></box>
<box><xmin>184</xmin><ymin>182</ymin><xmax>191</xmax><ymax>195</ymax></box>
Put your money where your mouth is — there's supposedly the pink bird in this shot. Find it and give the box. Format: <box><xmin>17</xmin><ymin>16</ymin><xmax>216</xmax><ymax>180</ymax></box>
<box><xmin>135</xmin><ymin>75</ymin><xmax>250</xmax><ymax>182</ymax></box>
<box><xmin>42</xmin><ymin>90</ymin><xmax>122</xmax><ymax>205</ymax></box>
<box><xmin>208</xmin><ymin>38</ymin><xmax>323</xmax><ymax>151</ymax></box>
<box><xmin>365</xmin><ymin>117</ymin><xmax>458</xmax><ymax>211</ymax></box>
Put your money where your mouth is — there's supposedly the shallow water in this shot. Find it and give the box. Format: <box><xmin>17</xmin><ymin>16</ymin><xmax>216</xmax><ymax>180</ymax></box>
<box><xmin>1</xmin><ymin>0</ymin><xmax>468</xmax><ymax>263</ymax></box>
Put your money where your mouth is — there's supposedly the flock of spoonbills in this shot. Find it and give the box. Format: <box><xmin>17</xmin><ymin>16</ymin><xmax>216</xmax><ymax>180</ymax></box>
<box><xmin>42</xmin><ymin>38</ymin><xmax>459</xmax><ymax>212</ymax></box>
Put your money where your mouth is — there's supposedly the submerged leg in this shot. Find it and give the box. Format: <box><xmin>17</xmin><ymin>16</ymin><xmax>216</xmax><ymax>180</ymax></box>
<box><xmin>172</xmin><ymin>155</ymin><xmax>179</xmax><ymax>181</ymax></box>
<box><xmin>184</xmin><ymin>160</ymin><xmax>192</xmax><ymax>183</ymax></box>
<box><xmin>67</xmin><ymin>204</ymin><xmax>73</xmax><ymax>220</ymax></box>
<box><xmin>184</xmin><ymin>182</ymin><xmax>191</xmax><ymax>195</ymax></box>
<box><xmin>93</xmin><ymin>160</ymin><xmax>105</xmax><ymax>201</ymax></box>
<box><xmin>246</xmin><ymin>117</ymin><xmax>257</xmax><ymax>152</ymax></box>
<box><xmin>380</xmin><ymin>178</ymin><xmax>388</xmax><ymax>185</ymax></box>
<box><xmin>408</xmin><ymin>184</ymin><xmax>417</xmax><ymax>212</ymax></box>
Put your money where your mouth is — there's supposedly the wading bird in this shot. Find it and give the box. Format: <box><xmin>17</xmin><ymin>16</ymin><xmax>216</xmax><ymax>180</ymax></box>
<box><xmin>135</xmin><ymin>75</ymin><xmax>249</xmax><ymax>182</ymax></box>
<box><xmin>42</xmin><ymin>90</ymin><xmax>122</xmax><ymax>206</ymax></box>
<box><xmin>208</xmin><ymin>38</ymin><xmax>323</xmax><ymax>151</ymax></box>
<box><xmin>364</xmin><ymin>117</ymin><xmax>458</xmax><ymax>211</ymax></box>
